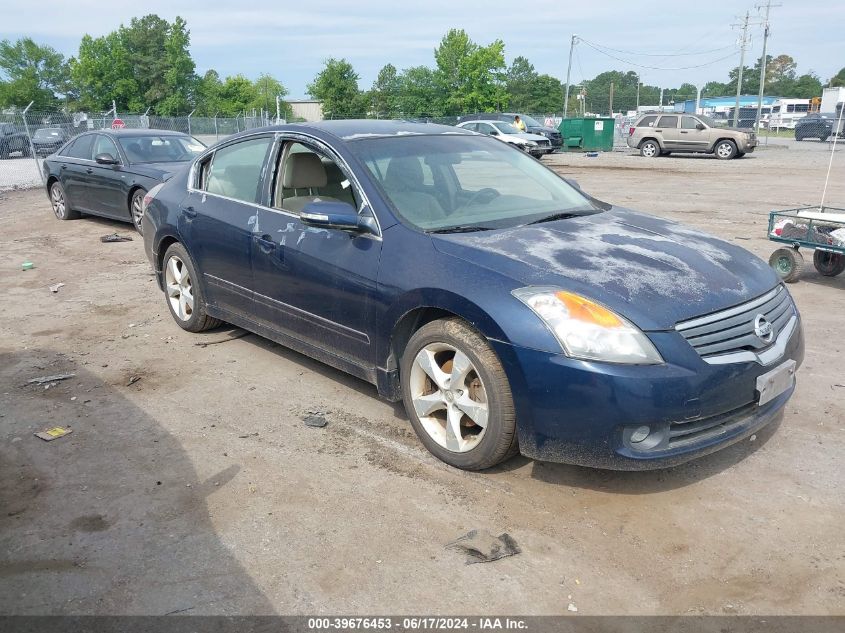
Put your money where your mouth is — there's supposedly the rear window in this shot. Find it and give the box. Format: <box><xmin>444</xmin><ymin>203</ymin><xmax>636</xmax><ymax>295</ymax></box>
<box><xmin>637</xmin><ymin>115</ymin><xmax>658</xmax><ymax>127</ymax></box>
<box><xmin>201</xmin><ymin>136</ymin><xmax>274</xmax><ymax>203</ymax></box>
<box><xmin>657</xmin><ymin>116</ymin><xmax>678</xmax><ymax>128</ymax></box>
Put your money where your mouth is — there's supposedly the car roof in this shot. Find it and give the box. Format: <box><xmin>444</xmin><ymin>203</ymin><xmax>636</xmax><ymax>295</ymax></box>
<box><xmin>80</xmin><ymin>128</ymin><xmax>191</xmax><ymax>138</ymax></box>
<box><xmin>460</xmin><ymin>120</ymin><xmax>508</xmax><ymax>126</ymax></box>
<box><xmin>224</xmin><ymin>119</ymin><xmax>476</xmax><ymax>143</ymax></box>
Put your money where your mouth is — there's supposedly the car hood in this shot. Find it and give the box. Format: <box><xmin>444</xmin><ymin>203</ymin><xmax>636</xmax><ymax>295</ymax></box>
<box><xmin>431</xmin><ymin>207</ymin><xmax>779</xmax><ymax>331</ymax></box>
<box><xmin>127</xmin><ymin>161</ymin><xmax>191</xmax><ymax>181</ymax></box>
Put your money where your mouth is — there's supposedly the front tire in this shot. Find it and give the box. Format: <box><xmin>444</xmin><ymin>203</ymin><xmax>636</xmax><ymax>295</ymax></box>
<box><xmin>714</xmin><ymin>139</ymin><xmax>737</xmax><ymax>160</ymax></box>
<box><xmin>130</xmin><ymin>188</ymin><xmax>147</xmax><ymax>234</ymax></box>
<box><xmin>769</xmin><ymin>247</ymin><xmax>804</xmax><ymax>283</ymax></box>
<box><xmin>161</xmin><ymin>243</ymin><xmax>222</xmax><ymax>333</ymax></box>
<box><xmin>50</xmin><ymin>181</ymin><xmax>80</xmax><ymax>220</ymax></box>
<box><xmin>640</xmin><ymin>140</ymin><xmax>659</xmax><ymax>158</ymax></box>
<box><xmin>400</xmin><ymin>318</ymin><xmax>518</xmax><ymax>470</ymax></box>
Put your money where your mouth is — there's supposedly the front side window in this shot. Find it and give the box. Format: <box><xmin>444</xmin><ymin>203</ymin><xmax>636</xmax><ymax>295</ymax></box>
<box><xmin>93</xmin><ymin>135</ymin><xmax>120</xmax><ymax>161</ymax></box>
<box><xmin>274</xmin><ymin>141</ymin><xmax>359</xmax><ymax>213</ymax></box>
<box><xmin>493</xmin><ymin>122</ymin><xmax>521</xmax><ymax>135</ymax></box>
<box><xmin>477</xmin><ymin>123</ymin><xmax>496</xmax><ymax>135</ymax></box>
<box><xmin>681</xmin><ymin>116</ymin><xmax>701</xmax><ymax>130</ymax></box>
<box><xmin>64</xmin><ymin>134</ymin><xmax>94</xmax><ymax>160</ymax></box>
<box><xmin>350</xmin><ymin>135</ymin><xmax>598</xmax><ymax>232</ymax></box>
<box><xmin>657</xmin><ymin>115</ymin><xmax>678</xmax><ymax>128</ymax></box>
<box><xmin>202</xmin><ymin>136</ymin><xmax>274</xmax><ymax>203</ymax></box>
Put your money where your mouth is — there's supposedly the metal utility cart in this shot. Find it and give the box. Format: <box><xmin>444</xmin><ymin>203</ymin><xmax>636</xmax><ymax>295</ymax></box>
<box><xmin>767</xmin><ymin>206</ymin><xmax>845</xmax><ymax>282</ymax></box>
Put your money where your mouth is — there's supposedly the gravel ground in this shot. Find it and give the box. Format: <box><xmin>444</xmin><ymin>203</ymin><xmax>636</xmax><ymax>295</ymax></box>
<box><xmin>0</xmin><ymin>145</ymin><xmax>843</xmax><ymax>616</ymax></box>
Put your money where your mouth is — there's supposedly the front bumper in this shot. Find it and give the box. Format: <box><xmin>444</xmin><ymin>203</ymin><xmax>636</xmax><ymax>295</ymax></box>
<box><xmin>491</xmin><ymin>317</ymin><xmax>804</xmax><ymax>470</ymax></box>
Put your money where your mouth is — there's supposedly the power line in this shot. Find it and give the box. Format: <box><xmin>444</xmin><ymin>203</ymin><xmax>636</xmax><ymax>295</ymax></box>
<box><xmin>578</xmin><ymin>39</ymin><xmax>740</xmax><ymax>71</ymax></box>
<box><xmin>579</xmin><ymin>40</ymin><xmax>736</xmax><ymax>58</ymax></box>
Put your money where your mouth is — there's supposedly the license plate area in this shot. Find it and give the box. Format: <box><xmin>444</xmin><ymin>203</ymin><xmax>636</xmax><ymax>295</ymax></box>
<box><xmin>756</xmin><ymin>359</ymin><xmax>796</xmax><ymax>406</ymax></box>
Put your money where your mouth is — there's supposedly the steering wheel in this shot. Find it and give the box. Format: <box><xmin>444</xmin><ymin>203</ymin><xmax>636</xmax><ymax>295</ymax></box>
<box><xmin>462</xmin><ymin>187</ymin><xmax>500</xmax><ymax>208</ymax></box>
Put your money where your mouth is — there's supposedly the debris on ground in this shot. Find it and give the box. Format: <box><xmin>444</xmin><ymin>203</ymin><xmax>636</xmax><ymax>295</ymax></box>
<box><xmin>568</xmin><ymin>603</ymin><xmax>578</xmax><ymax>613</ymax></box>
<box><xmin>27</xmin><ymin>373</ymin><xmax>75</xmax><ymax>385</ymax></box>
<box><xmin>126</xmin><ymin>375</ymin><xmax>141</xmax><ymax>386</ymax></box>
<box><xmin>21</xmin><ymin>261</ymin><xmax>34</xmax><ymax>270</ymax></box>
<box><xmin>302</xmin><ymin>414</ymin><xmax>328</xmax><ymax>428</ymax></box>
<box><xmin>238</xmin><ymin>432</ymin><xmax>258</xmax><ymax>439</ymax></box>
<box><xmin>49</xmin><ymin>283</ymin><xmax>65</xmax><ymax>293</ymax></box>
<box><xmin>100</xmin><ymin>233</ymin><xmax>133</xmax><ymax>243</ymax></box>
<box><xmin>445</xmin><ymin>529</ymin><xmax>520</xmax><ymax>565</ymax></box>
<box><xmin>194</xmin><ymin>330</ymin><xmax>250</xmax><ymax>347</ymax></box>
<box><xmin>34</xmin><ymin>426</ymin><xmax>73</xmax><ymax>441</ymax></box>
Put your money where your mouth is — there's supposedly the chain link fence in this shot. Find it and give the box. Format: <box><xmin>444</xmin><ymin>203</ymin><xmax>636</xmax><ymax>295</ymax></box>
<box><xmin>0</xmin><ymin>109</ymin><xmax>273</xmax><ymax>191</ymax></box>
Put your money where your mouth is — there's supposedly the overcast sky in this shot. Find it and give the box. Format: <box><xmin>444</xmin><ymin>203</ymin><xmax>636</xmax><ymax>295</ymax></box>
<box><xmin>3</xmin><ymin>0</ymin><xmax>843</xmax><ymax>98</ymax></box>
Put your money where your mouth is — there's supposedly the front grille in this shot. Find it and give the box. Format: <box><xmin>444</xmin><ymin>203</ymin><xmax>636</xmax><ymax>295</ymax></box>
<box><xmin>668</xmin><ymin>402</ymin><xmax>756</xmax><ymax>448</ymax></box>
<box><xmin>676</xmin><ymin>286</ymin><xmax>794</xmax><ymax>359</ymax></box>
<box><xmin>537</xmin><ymin>139</ymin><xmax>550</xmax><ymax>146</ymax></box>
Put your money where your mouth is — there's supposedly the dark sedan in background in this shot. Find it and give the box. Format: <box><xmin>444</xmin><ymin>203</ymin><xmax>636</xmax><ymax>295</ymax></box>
<box><xmin>43</xmin><ymin>129</ymin><xmax>205</xmax><ymax>233</ymax></box>
<box><xmin>31</xmin><ymin>127</ymin><xmax>70</xmax><ymax>157</ymax></box>
<box><xmin>141</xmin><ymin>120</ymin><xmax>803</xmax><ymax>471</ymax></box>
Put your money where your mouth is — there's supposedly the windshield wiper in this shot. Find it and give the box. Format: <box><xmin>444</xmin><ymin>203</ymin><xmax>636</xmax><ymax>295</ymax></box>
<box><xmin>526</xmin><ymin>212</ymin><xmax>580</xmax><ymax>225</ymax></box>
<box><xmin>428</xmin><ymin>225</ymin><xmax>495</xmax><ymax>234</ymax></box>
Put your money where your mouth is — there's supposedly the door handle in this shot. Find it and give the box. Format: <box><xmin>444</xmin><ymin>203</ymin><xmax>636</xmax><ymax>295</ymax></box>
<box><xmin>255</xmin><ymin>234</ymin><xmax>276</xmax><ymax>253</ymax></box>
<box><xmin>182</xmin><ymin>206</ymin><xmax>197</xmax><ymax>218</ymax></box>
<box><xmin>60</xmin><ymin>164</ymin><xmax>67</xmax><ymax>170</ymax></box>
<box><xmin>680</xmin><ymin>131</ymin><xmax>689</xmax><ymax>134</ymax></box>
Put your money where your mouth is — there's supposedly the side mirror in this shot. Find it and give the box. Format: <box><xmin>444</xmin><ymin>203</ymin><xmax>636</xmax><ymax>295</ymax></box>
<box><xmin>300</xmin><ymin>200</ymin><xmax>362</xmax><ymax>232</ymax></box>
<box><xmin>696</xmin><ymin>123</ymin><xmax>706</xmax><ymax>130</ymax></box>
<box><xmin>489</xmin><ymin>129</ymin><xmax>499</xmax><ymax>136</ymax></box>
<box><xmin>95</xmin><ymin>152</ymin><xmax>119</xmax><ymax>165</ymax></box>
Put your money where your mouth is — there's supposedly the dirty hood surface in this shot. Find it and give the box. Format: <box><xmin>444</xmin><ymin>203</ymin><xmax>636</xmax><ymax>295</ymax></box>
<box><xmin>432</xmin><ymin>207</ymin><xmax>780</xmax><ymax>331</ymax></box>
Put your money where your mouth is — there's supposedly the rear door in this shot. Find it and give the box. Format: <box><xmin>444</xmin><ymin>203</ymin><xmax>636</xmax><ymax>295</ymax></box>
<box><xmin>679</xmin><ymin>116</ymin><xmax>711</xmax><ymax>151</ymax></box>
<box><xmin>183</xmin><ymin>134</ymin><xmax>275</xmax><ymax>320</ymax></box>
<box><xmin>654</xmin><ymin>115</ymin><xmax>681</xmax><ymax>149</ymax></box>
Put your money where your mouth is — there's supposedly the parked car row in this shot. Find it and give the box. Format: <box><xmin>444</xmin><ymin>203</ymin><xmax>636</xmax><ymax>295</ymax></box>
<box><xmin>42</xmin><ymin>120</ymin><xmax>804</xmax><ymax>472</ymax></box>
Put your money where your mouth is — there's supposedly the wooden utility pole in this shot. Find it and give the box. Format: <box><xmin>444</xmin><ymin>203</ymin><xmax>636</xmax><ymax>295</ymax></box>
<box><xmin>733</xmin><ymin>11</ymin><xmax>752</xmax><ymax>127</ymax></box>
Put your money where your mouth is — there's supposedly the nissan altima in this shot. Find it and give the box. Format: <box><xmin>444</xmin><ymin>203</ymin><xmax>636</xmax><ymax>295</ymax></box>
<box><xmin>44</xmin><ymin>129</ymin><xmax>205</xmax><ymax>233</ymax></box>
<box><xmin>141</xmin><ymin>120</ymin><xmax>804</xmax><ymax>471</ymax></box>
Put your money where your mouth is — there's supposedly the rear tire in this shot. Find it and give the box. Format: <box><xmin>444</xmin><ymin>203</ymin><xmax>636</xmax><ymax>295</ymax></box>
<box><xmin>714</xmin><ymin>139</ymin><xmax>737</xmax><ymax>160</ymax></box>
<box><xmin>50</xmin><ymin>181</ymin><xmax>80</xmax><ymax>220</ymax></box>
<box><xmin>161</xmin><ymin>243</ymin><xmax>222</xmax><ymax>333</ymax></box>
<box><xmin>130</xmin><ymin>188</ymin><xmax>147</xmax><ymax>234</ymax></box>
<box><xmin>640</xmin><ymin>140</ymin><xmax>659</xmax><ymax>158</ymax></box>
<box><xmin>400</xmin><ymin>318</ymin><xmax>518</xmax><ymax>470</ymax></box>
<box><xmin>813</xmin><ymin>250</ymin><xmax>845</xmax><ymax>277</ymax></box>
<box><xmin>769</xmin><ymin>248</ymin><xmax>804</xmax><ymax>283</ymax></box>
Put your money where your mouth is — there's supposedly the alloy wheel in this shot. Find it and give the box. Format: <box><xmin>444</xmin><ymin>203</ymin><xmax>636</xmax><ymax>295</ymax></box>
<box><xmin>641</xmin><ymin>142</ymin><xmax>657</xmax><ymax>157</ymax></box>
<box><xmin>164</xmin><ymin>255</ymin><xmax>194</xmax><ymax>321</ymax></box>
<box><xmin>131</xmin><ymin>192</ymin><xmax>144</xmax><ymax>231</ymax></box>
<box><xmin>409</xmin><ymin>342</ymin><xmax>489</xmax><ymax>453</ymax></box>
<box><xmin>716</xmin><ymin>142</ymin><xmax>733</xmax><ymax>158</ymax></box>
<box><xmin>51</xmin><ymin>184</ymin><xmax>65</xmax><ymax>219</ymax></box>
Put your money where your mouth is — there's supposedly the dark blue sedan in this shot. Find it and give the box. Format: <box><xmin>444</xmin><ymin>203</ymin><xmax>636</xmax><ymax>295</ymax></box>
<box><xmin>141</xmin><ymin>121</ymin><xmax>804</xmax><ymax>471</ymax></box>
<box><xmin>43</xmin><ymin>129</ymin><xmax>205</xmax><ymax>233</ymax></box>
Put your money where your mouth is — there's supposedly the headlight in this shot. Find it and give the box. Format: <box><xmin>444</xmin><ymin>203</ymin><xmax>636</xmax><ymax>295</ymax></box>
<box><xmin>522</xmin><ymin>140</ymin><xmax>538</xmax><ymax>147</ymax></box>
<box><xmin>512</xmin><ymin>287</ymin><xmax>663</xmax><ymax>364</ymax></box>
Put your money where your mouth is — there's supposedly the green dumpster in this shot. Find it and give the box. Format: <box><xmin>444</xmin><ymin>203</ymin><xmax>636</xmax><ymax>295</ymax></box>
<box><xmin>558</xmin><ymin>117</ymin><xmax>615</xmax><ymax>152</ymax></box>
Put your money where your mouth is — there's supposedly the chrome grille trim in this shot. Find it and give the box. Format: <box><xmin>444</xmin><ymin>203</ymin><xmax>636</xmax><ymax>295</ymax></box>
<box><xmin>676</xmin><ymin>286</ymin><xmax>797</xmax><ymax>365</ymax></box>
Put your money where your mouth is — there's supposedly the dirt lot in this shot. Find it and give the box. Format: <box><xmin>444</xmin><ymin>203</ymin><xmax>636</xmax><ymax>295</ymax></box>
<box><xmin>1</xmin><ymin>146</ymin><xmax>843</xmax><ymax>616</ymax></box>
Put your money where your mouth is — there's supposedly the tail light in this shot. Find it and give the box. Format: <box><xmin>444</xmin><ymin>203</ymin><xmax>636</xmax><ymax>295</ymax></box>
<box><xmin>143</xmin><ymin>183</ymin><xmax>165</xmax><ymax>211</ymax></box>
<box><xmin>629</xmin><ymin>126</ymin><xmax>635</xmax><ymax>136</ymax></box>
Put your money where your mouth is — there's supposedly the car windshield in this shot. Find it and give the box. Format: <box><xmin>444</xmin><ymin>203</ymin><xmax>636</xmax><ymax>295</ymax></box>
<box><xmin>349</xmin><ymin>134</ymin><xmax>599</xmax><ymax>232</ymax></box>
<box><xmin>494</xmin><ymin>122</ymin><xmax>521</xmax><ymax>134</ymax></box>
<box><xmin>518</xmin><ymin>115</ymin><xmax>543</xmax><ymax>127</ymax></box>
<box><xmin>33</xmin><ymin>129</ymin><xmax>62</xmax><ymax>139</ymax></box>
<box><xmin>118</xmin><ymin>135</ymin><xmax>205</xmax><ymax>163</ymax></box>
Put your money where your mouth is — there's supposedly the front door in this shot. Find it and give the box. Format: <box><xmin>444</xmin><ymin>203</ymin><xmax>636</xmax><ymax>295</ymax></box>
<box><xmin>186</xmin><ymin>134</ymin><xmax>275</xmax><ymax>320</ymax></box>
<box><xmin>88</xmin><ymin>134</ymin><xmax>128</xmax><ymax>218</ymax></box>
<box><xmin>251</xmin><ymin>139</ymin><xmax>382</xmax><ymax>368</ymax></box>
<box><xmin>679</xmin><ymin>116</ymin><xmax>711</xmax><ymax>151</ymax></box>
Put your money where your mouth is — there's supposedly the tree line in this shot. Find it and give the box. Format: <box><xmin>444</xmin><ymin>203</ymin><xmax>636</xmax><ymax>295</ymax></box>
<box><xmin>2</xmin><ymin>16</ymin><xmax>843</xmax><ymax>118</ymax></box>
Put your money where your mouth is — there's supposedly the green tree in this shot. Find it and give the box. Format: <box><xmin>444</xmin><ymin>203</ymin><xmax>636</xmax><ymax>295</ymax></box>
<box><xmin>396</xmin><ymin>65</ymin><xmax>443</xmax><ymax>116</ymax></box>
<box><xmin>156</xmin><ymin>16</ymin><xmax>196</xmax><ymax>115</ymax></box>
<box><xmin>251</xmin><ymin>73</ymin><xmax>290</xmax><ymax>118</ymax></box>
<box><xmin>195</xmin><ymin>69</ymin><xmax>223</xmax><ymax>115</ymax></box>
<box><xmin>370</xmin><ymin>63</ymin><xmax>401</xmax><ymax>117</ymax></box>
<box><xmin>307</xmin><ymin>58</ymin><xmax>363</xmax><ymax>118</ymax></box>
<box><xmin>217</xmin><ymin>74</ymin><xmax>257</xmax><ymax>116</ymax></box>
<box><xmin>505</xmin><ymin>56</ymin><xmax>565</xmax><ymax>113</ymax></box>
<box><xmin>830</xmin><ymin>67</ymin><xmax>845</xmax><ymax>88</ymax></box>
<box><xmin>0</xmin><ymin>37</ymin><xmax>69</xmax><ymax>109</ymax></box>
<box><xmin>434</xmin><ymin>29</ymin><xmax>507</xmax><ymax>114</ymax></box>
<box><xmin>70</xmin><ymin>32</ymin><xmax>137</xmax><ymax>111</ymax></box>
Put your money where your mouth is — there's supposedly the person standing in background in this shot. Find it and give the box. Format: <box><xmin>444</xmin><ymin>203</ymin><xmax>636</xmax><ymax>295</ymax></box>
<box><xmin>513</xmin><ymin>115</ymin><xmax>526</xmax><ymax>132</ymax></box>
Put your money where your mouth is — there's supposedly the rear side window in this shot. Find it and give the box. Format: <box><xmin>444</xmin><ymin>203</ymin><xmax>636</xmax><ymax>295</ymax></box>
<box><xmin>64</xmin><ymin>135</ymin><xmax>94</xmax><ymax>160</ymax></box>
<box><xmin>657</xmin><ymin>116</ymin><xmax>678</xmax><ymax>128</ymax></box>
<box><xmin>637</xmin><ymin>115</ymin><xmax>658</xmax><ymax>127</ymax></box>
<box><xmin>202</xmin><ymin>137</ymin><xmax>274</xmax><ymax>203</ymax></box>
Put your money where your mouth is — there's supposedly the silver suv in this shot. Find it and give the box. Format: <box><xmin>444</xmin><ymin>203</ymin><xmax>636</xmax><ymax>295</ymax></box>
<box><xmin>627</xmin><ymin>113</ymin><xmax>757</xmax><ymax>159</ymax></box>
